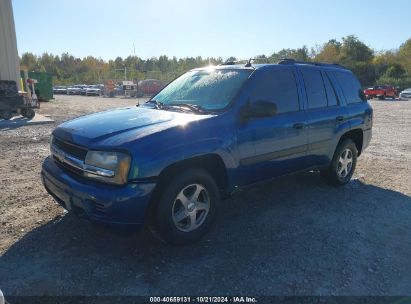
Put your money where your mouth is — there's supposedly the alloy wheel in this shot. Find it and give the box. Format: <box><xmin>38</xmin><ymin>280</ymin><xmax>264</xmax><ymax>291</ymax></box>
<box><xmin>171</xmin><ymin>183</ymin><xmax>210</xmax><ymax>232</ymax></box>
<box><xmin>337</xmin><ymin>148</ymin><xmax>353</xmax><ymax>178</ymax></box>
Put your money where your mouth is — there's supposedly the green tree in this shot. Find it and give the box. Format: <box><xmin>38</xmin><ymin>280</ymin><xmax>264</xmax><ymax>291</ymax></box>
<box><xmin>314</xmin><ymin>39</ymin><xmax>341</xmax><ymax>63</ymax></box>
<box><xmin>340</xmin><ymin>35</ymin><xmax>374</xmax><ymax>63</ymax></box>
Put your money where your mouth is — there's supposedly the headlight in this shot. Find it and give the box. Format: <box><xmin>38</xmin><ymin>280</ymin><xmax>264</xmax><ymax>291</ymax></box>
<box><xmin>84</xmin><ymin>150</ymin><xmax>131</xmax><ymax>185</ymax></box>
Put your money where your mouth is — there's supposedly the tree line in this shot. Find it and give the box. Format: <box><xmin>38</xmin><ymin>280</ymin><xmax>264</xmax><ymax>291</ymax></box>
<box><xmin>20</xmin><ymin>35</ymin><xmax>411</xmax><ymax>88</ymax></box>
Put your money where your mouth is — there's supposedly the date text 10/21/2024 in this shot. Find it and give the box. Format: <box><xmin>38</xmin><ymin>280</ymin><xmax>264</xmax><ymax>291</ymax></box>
<box><xmin>149</xmin><ymin>297</ymin><xmax>258</xmax><ymax>303</ymax></box>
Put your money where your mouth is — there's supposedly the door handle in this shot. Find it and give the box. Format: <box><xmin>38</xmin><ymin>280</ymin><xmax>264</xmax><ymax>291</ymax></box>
<box><xmin>336</xmin><ymin>116</ymin><xmax>345</xmax><ymax>122</ymax></box>
<box><xmin>293</xmin><ymin>123</ymin><xmax>305</xmax><ymax>129</ymax></box>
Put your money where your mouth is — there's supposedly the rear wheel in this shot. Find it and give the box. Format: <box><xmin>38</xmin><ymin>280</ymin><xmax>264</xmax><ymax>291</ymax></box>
<box><xmin>152</xmin><ymin>168</ymin><xmax>219</xmax><ymax>245</ymax></box>
<box><xmin>321</xmin><ymin>139</ymin><xmax>358</xmax><ymax>186</ymax></box>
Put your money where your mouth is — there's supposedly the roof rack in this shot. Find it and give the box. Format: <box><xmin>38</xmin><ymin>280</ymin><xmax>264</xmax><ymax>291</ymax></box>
<box><xmin>244</xmin><ymin>58</ymin><xmax>269</xmax><ymax>67</ymax></box>
<box><xmin>219</xmin><ymin>61</ymin><xmax>237</xmax><ymax>66</ymax></box>
<box><xmin>219</xmin><ymin>58</ymin><xmax>268</xmax><ymax>67</ymax></box>
<box><xmin>277</xmin><ymin>58</ymin><xmax>347</xmax><ymax>69</ymax></box>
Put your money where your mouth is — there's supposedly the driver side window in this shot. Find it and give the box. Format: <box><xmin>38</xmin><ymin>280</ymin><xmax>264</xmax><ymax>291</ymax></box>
<box><xmin>251</xmin><ymin>69</ymin><xmax>300</xmax><ymax>114</ymax></box>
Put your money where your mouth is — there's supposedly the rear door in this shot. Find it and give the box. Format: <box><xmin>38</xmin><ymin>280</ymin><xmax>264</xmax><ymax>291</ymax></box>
<box><xmin>237</xmin><ymin>66</ymin><xmax>308</xmax><ymax>184</ymax></box>
<box><xmin>299</xmin><ymin>67</ymin><xmax>347</xmax><ymax>166</ymax></box>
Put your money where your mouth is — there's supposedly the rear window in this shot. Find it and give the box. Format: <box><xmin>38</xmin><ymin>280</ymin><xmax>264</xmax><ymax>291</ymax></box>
<box><xmin>333</xmin><ymin>72</ymin><xmax>366</xmax><ymax>104</ymax></box>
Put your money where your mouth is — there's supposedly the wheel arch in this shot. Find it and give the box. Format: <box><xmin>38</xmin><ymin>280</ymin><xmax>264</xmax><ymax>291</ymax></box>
<box><xmin>338</xmin><ymin>128</ymin><xmax>364</xmax><ymax>156</ymax></box>
<box><xmin>155</xmin><ymin>154</ymin><xmax>228</xmax><ymax>193</ymax></box>
<box><xmin>145</xmin><ymin>154</ymin><xmax>228</xmax><ymax>224</ymax></box>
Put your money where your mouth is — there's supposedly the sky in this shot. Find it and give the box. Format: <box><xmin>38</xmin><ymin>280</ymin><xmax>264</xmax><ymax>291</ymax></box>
<box><xmin>12</xmin><ymin>0</ymin><xmax>411</xmax><ymax>61</ymax></box>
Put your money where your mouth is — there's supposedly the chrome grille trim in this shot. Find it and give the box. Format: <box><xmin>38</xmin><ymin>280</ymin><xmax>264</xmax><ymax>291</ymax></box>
<box><xmin>51</xmin><ymin>144</ymin><xmax>115</xmax><ymax>178</ymax></box>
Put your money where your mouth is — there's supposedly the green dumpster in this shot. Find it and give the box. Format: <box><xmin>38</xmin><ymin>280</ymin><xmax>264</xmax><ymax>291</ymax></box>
<box><xmin>20</xmin><ymin>71</ymin><xmax>54</xmax><ymax>101</ymax></box>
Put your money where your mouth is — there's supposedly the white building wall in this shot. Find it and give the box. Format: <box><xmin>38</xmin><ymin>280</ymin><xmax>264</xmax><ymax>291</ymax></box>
<box><xmin>0</xmin><ymin>0</ymin><xmax>21</xmax><ymax>90</ymax></box>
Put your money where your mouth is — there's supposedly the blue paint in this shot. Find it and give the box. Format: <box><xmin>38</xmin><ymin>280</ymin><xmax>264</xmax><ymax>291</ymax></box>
<box><xmin>42</xmin><ymin>63</ymin><xmax>373</xmax><ymax>228</ymax></box>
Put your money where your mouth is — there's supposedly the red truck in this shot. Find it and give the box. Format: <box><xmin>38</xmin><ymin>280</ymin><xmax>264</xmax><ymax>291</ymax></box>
<box><xmin>364</xmin><ymin>85</ymin><xmax>396</xmax><ymax>100</ymax></box>
<box><xmin>137</xmin><ymin>79</ymin><xmax>166</xmax><ymax>97</ymax></box>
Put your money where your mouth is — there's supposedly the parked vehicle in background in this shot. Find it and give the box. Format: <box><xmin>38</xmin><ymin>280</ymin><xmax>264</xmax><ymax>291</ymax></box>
<box><xmin>85</xmin><ymin>85</ymin><xmax>102</xmax><ymax>96</ymax></box>
<box><xmin>67</xmin><ymin>85</ymin><xmax>82</xmax><ymax>95</ymax></box>
<box><xmin>364</xmin><ymin>85</ymin><xmax>396</xmax><ymax>100</ymax></box>
<box><xmin>53</xmin><ymin>86</ymin><xmax>67</xmax><ymax>94</ymax></box>
<box><xmin>399</xmin><ymin>88</ymin><xmax>411</xmax><ymax>100</ymax></box>
<box><xmin>114</xmin><ymin>85</ymin><xmax>124</xmax><ymax>96</ymax></box>
<box><xmin>42</xmin><ymin>60</ymin><xmax>373</xmax><ymax>244</ymax></box>
<box><xmin>79</xmin><ymin>85</ymin><xmax>90</xmax><ymax>95</ymax></box>
<box><xmin>137</xmin><ymin>79</ymin><xmax>165</xmax><ymax>97</ymax></box>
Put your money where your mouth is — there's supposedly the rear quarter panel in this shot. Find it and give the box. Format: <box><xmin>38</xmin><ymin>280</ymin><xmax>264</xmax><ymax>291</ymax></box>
<box><xmin>326</xmin><ymin>70</ymin><xmax>372</xmax><ymax>157</ymax></box>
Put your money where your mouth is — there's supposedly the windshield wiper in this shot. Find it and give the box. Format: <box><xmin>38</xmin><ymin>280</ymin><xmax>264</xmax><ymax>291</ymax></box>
<box><xmin>145</xmin><ymin>99</ymin><xmax>164</xmax><ymax>109</ymax></box>
<box><xmin>164</xmin><ymin>103</ymin><xmax>207</xmax><ymax>114</ymax></box>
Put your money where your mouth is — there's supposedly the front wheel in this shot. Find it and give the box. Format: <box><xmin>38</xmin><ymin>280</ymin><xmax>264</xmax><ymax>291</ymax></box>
<box><xmin>152</xmin><ymin>168</ymin><xmax>219</xmax><ymax>245</ymax></box>
<box><xmin>1</xmin><ymin>110</ymin><xmax>13</xmax><ymax>120</ymax></box>
<box><xmin>321</xmin><ymin>139</ymin><xmax>358</xmax><ymax>186</ymax></box>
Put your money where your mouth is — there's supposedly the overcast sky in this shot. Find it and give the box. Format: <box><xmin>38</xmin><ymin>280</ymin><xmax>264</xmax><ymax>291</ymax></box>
<box><xmin>12</xmin><ymin>0</ymin><xmax>411</xmax><ymax>60</ymax></box>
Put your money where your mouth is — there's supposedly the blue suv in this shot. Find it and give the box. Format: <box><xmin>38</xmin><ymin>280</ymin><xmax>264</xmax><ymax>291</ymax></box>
<box><xmin>42</xmin><ymin>59</ymin><xmax>373</xmax><ymax>244</ymax></box>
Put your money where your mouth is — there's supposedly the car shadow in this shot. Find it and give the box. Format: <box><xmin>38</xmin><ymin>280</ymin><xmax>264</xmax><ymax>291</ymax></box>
<box><xmin>1</xmin><ymin>171</ymin><xmax>411</xmax><ymax>296</ymax></box>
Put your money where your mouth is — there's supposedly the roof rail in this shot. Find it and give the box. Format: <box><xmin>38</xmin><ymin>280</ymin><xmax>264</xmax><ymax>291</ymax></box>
<box><xmin>219</xmin><ymin>61</ymin><xmax>237</xmax><ymax>66</ymax></box>
<box><xmin>219</xmin><ymin>58</ymin><xmax>267</xmax><ymax>67</ymax></box>
<box><xmin>277</xmin><ymin>58</ymin><xmax>347</xmax><ymax>69</ymax></box>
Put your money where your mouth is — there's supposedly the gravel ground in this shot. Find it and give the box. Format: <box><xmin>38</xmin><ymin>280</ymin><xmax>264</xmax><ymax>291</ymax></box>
<box><xmin>0</xmin><ymin>95</ymin><xmax>411</xmax><ymax>296</ymax></box>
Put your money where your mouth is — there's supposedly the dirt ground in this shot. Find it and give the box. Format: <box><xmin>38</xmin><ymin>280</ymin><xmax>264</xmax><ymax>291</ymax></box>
<box><xmin>0</xmin><ymin>95</ymin><xmax>411</xmax><ymax>296</ymax></box>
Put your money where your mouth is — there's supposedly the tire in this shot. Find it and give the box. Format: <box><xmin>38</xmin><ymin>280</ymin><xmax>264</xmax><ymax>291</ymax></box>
<box><xmin>320</xmin><ymin>139</ymin><xmax>358</xmax><ymax>186</ymax></box>
<box><xmin>152</xmin><ymin>168</ymin><xmax>219</xmax><ymax>245</ymax></box>
<box><xmin>22</xmin><ymin>108</ymin><xmax>35</xmax><ymax>119</ymax></box>
<box><xmin>1</xmin><ymin>110</ymin><xmax>13</xmax><ymax>120</ymax></box>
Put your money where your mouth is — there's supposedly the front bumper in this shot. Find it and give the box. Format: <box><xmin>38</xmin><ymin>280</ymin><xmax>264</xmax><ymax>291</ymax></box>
<box><xmin>86</xmin><ymin>91</ymin><xmax>100</xmax><ymax>95</ymax></box>
<box><xmin>41</xmin><ymin>156</ymin><xmax>156</xmax><ymax>227</ymax></box>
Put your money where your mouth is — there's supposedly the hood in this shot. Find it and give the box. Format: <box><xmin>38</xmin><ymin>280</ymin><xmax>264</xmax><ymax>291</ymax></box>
<box><xmin>53</xmin><ymin>106</ymin><xmax>212</xmax><ymax>146</ymax></box>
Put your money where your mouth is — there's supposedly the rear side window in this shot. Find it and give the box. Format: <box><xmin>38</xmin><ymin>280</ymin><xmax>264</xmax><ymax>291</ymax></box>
<box><xmin>252</xmin><ymin>69</ymin><xmax>300</xmax><ymax>113</ymax></box>
<box><xmin>323</xmin><ymin>73</ymin><xmax>338</xmax><ymax>106</ymax></box>
<box><xmin>301</xmin><ymin>69</ymin><xmax>328</xmax><ymax>109</ymax></box>
<box><xmin>333</xmin><ymin>72</ymin><xmax>366</xmax><ymax>104</ymax></box>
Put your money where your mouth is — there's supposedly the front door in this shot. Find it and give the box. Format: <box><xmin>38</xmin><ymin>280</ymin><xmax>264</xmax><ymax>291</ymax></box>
<box><xmin>236</xmin><ymin>67</ymin><xmax>308</xmax><ymax>185</ymax></box>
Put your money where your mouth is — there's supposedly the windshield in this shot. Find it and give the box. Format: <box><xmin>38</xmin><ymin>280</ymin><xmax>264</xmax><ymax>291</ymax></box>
<box><xmin>151</xmin><ymin>69</ymin><xmax>251</xmax><ymax>111</ymax></box>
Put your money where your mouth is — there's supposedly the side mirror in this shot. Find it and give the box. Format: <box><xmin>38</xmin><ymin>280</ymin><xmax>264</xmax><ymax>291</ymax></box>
<box><xmin>241</xmin><ymin>100</ymin><xmax>277</xmax><ymax>121</ymax></box>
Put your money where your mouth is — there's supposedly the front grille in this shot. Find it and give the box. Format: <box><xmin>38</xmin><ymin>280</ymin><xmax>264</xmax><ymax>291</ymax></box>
<box><xmin>53</xmin><ymin>156</ymin><xmax>84</xmax><ymax>176</ymax></box>
<box><xmin>53</xmin><ymin>137</ymin><xmax>87</xmax><ymax>160</ymax></box>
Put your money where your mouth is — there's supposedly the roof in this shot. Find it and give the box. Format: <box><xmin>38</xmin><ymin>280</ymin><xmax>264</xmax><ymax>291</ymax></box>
<box><xmin>194</xmin><ymin>59</ymin><xmax>350</xmax><ymax>72</ymax></box>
